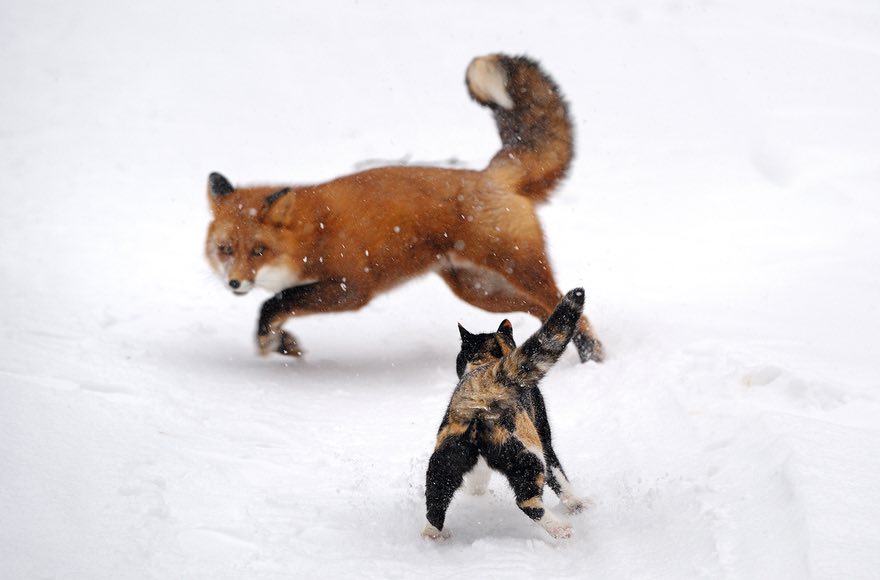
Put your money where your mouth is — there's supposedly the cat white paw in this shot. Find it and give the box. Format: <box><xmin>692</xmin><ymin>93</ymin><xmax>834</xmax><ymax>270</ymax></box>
<box><xmin>544</xmin><ymin>521</ymin><xmax>573</xmax><ymax>539</ymax></box>
<box><xmin>539</xmin><ymin>514</ymin><xmax>573</xmax><ymax>539</ymax></box>
<box><xmin>561</xmin><ymin>494</ymin><xmax>592</xmax><ymax>514</ymax></box>
<box><xmin>421</xmin><ymin>522</ymin><xmax>450</xmax><ymax>540</ymax></box>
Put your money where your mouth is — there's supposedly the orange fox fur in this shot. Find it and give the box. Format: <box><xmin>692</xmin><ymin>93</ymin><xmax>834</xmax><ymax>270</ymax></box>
<box><xmin>205</xmin><ymin>54</ymin><xmax>604</xmax><ymax>363</ymax></box>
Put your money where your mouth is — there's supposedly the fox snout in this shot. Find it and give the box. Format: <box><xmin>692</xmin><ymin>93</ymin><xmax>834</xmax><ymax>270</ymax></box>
<box><xmin>207</xmin><ymin>254</ymin><xmax>257</xmax><ymax>294</ymax></box>
<box><xmin>227</xmin><ymin>278</ymin><xmax>254</xmax><ymax>295</ymax></box>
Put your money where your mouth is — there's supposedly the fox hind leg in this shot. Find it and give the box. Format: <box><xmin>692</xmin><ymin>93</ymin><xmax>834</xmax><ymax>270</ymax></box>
<box><xmin>573</xmin><ymin>319</ymin><xmax>604</xmax><ymax>363</ymax></box>
<box><xmin>501</xmin><ymin>259</ymin><xmax>603</xmax><ymax>363</ymax></box>
<box><xmin>487</xmin><ymin>248</ymin><xmax>604</xmax><ymax>364</ymax></box>
<box><xmin>439</xmin><ymin>261</ymin><xmax>603</xmax><ymax>363</ymax></box>
<box><xmin>438</xmin><ymin>265</ymin><xmax>548</xmax><ymax>319</ymax></box>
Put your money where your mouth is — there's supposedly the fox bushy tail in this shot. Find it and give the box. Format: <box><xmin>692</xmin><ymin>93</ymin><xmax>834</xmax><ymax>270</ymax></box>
<box><xmin>498</xmin><ymin>288</ymin><xmax>585</xmax><ymax>388</ymax></box>
<box><xmin>466</xmin><ymin>54</ymin><xmax>574</xmax><ymax>203</ymax></box>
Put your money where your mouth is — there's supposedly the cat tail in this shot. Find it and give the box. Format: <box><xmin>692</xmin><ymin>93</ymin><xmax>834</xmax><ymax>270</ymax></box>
<box><xmin>498</xmin><ymin>288</ymin><xmax>585</xmax><ymax>388</ymax></box>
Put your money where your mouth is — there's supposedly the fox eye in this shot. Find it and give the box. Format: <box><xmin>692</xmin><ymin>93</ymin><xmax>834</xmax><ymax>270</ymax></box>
<box><xmin>218</xmin><ymin>244</ymin><xmax>233</xmax><ymax>256</ymax></box>
<box><xmin>251</xmin><ymin>246</ymin><xmax>265</xmax><ymax>257</ymax></box>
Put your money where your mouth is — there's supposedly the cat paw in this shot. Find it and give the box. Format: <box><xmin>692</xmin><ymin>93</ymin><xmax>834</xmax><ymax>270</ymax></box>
<box><xmin>539</xmin><ymin>514</ymin><xmax>573</xmax><ymax>539</ymax></box>
<box><xmin>561</xmin><ymin>495</ymin><xmax>592</xmax><ymax>515</ymax></box>
<box><xmin>421</xmin><ymin>523</ymin><xmax>450</xmax><ymax>540</ymax></box>
<box><xmin>544</xmin><ymin>521</ymin><xmax>573</xmax><ymax>539</ymax></box>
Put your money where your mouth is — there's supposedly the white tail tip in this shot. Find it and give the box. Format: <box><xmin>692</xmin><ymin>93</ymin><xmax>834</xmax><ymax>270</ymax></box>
<box><xmin>467</xmin><ymin>56</ymin><xmax>514</xmax><ymax>110</ymax></box>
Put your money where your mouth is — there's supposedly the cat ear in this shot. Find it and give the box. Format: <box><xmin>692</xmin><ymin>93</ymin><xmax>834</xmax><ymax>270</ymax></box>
<box><xmin>208</xmin><ymin>172</ymin><xmax>234</xmax><ymax>199</ymax></box>
<box><xmin>497</xmin><ymin>319</ymin><xmax>513</xmax><ymax>338</ymax></box>
<box><xmin>458</xmin><ymin>323</ymin><xmax>473</xmax><ymax>341</ymax></box>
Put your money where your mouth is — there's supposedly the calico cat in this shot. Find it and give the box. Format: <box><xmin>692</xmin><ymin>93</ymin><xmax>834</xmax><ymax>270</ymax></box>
<box><xmin>422</xmin><ymin>288</ymin><xmax>588</xmax><ymax>540</ymax></box>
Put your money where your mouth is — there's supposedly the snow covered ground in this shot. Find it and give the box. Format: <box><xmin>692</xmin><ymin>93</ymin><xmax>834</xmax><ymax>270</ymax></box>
<box><xmin>2</xmin><ymin>0</ymin><xmax>880</xmax><ymax>578</ymax></box>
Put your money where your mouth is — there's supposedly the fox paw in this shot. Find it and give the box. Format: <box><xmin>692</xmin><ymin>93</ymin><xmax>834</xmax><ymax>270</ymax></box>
<box><xmin>573</xmin><ymin>332</ymin><xmax>604</xmax><ymax>363</ymax></box>
<box><xmin>421</xmin><ymin>523</ymin><xmax>450</xmax><ymax>540</ymax></box>
<box><xmin>277</xmin><ymin>331</ymin><xmax>303</xmax><ymax>356</ymax></box>
<box><xmin>258</xmin><ymin>330</ymin><xmax>303</xmax><ymax>357</ymax></box>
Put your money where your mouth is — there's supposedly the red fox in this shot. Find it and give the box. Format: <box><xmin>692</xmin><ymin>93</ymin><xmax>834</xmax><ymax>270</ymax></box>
<box><xmin>205</xmin><ymin>54</ymin><xmax>604</xmax><ymax>363</ymax></box>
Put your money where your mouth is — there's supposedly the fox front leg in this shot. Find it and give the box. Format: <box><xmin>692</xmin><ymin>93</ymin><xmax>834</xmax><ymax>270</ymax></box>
<box><xmin>256</xmin><ymin>281</ymin><xmax>371</xmax><ymax>357</ymax></box>
<box><xmin>256</xmin><ymin>284</ymin><xmax>315</xmax><ymax>356</ymax></box>
<box><xmin>257</xmin><ymin>301</ymin><xmax>303</xmax><ymax>357</ymax></box>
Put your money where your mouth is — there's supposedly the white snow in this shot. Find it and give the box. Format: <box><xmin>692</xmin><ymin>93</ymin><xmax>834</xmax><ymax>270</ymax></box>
<box><xmin>2</xmin><ymin>0</ymin><xmax>880</xmax><ymax>578</ymax></box>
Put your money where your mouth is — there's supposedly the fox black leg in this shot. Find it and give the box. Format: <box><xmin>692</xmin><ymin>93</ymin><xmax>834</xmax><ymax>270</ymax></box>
<box><xmin>423</xmin><ymin>434</ymin><xmax>479</xmax><ymax>538</ymax></box>
<box><xmin>257</xmin><ymin>281</ymin><xmax>369</xmax><ymax>356</ymax></box>
<box><xmin>257</xmin><ymin>285</ymin><xmax>312</xmax><ymax>356</ymax></box>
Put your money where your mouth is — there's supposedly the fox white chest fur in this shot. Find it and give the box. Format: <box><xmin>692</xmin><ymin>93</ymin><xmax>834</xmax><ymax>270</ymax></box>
<box><xmin>254</xmin><ymin>264</ymin><xmax>314</xmax><ymax>294</ymax></box>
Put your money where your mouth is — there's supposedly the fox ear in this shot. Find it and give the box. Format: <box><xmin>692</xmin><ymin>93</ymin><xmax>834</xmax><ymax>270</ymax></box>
<box><xmin>497</xmin><ymin>319</ymin><xmax>513</xmax><ymax>337</ymax></box>
<box><xmin>208</xmin><ymin>172</ymin><xmax>234</xmax><ymax>198</ymax></box>
<box><xmin>458</xmin><ymin>323</ymin><xmax>473</xmax><ymax>341</ymax></box>
<box><xmin>264</xmin><ymin>187</ymin><xmax>291</xmax><ymax>208</ymax></box>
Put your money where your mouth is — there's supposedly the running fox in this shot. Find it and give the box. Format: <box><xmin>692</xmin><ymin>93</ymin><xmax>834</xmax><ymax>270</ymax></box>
<box><xmin>422</xmin><ymin>288</ymin><xmax>588</xmax><ymax>540</ymax></box>
<box><xmin>205</xmin><ymin>54</ymin><xmax>604</xmax><ymax>363</ymax></box>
